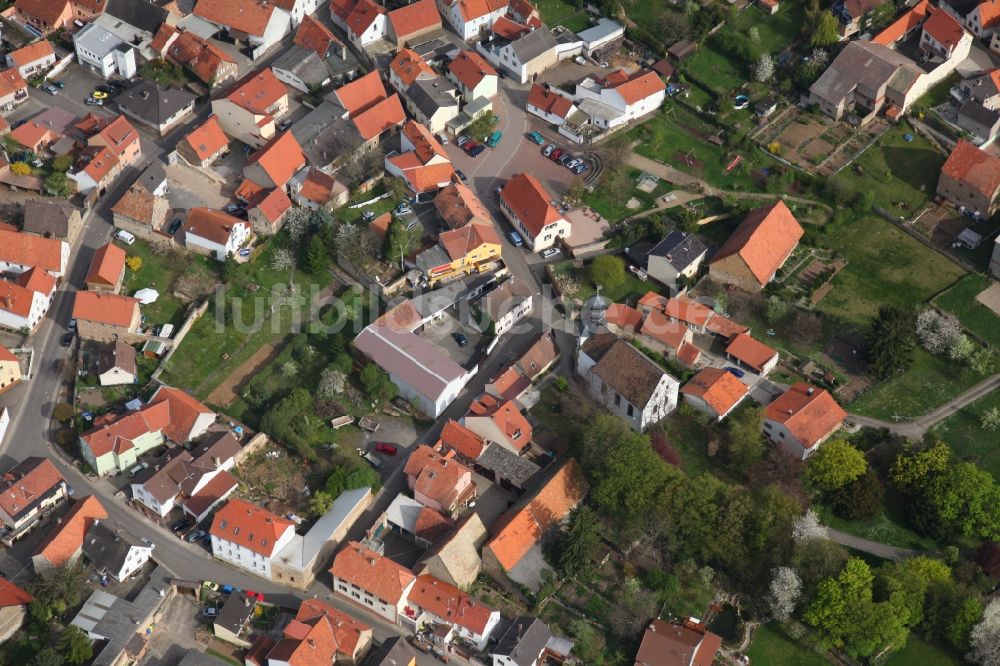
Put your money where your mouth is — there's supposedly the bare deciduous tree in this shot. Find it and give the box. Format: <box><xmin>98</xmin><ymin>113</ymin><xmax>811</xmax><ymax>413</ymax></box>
<box><xmin>318</xmin><ymin>368</ymin><xmax>347</xmax><ymax>398</ymax></box>
<box><xmin>755</xmin><ymin>53</ymin><xmax>775</xmax><ymax>83</ymax></box>
<box><xmin>271</xmin><ymin>247</ymin><xmax>296</xmax><ymax>272</ymax></box>
<box><xmin>916</xmin><ymin>309</ymin><xmax>962</xmax><ymax>355</ymax></box>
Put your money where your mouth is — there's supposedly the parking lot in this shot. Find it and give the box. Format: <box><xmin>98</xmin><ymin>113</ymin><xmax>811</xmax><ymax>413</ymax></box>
<box><xmin>419</xmin><ymin>310</ymin><xmax>482</xmax><ymax>367</ymax></box>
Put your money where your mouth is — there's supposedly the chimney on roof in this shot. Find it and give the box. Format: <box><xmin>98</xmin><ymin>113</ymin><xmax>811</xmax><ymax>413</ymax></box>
<box><xmin>807</xmin><ymin>386</ymin><xmax>815</xmax><ymax>396</ymax></box>
<box><xmin>244</xmin><ymin>595</ymin><xmax>251</xmax><ymax>607</ymax></box>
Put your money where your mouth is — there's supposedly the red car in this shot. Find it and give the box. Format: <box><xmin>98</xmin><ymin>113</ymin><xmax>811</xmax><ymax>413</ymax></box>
<box><xmin>549</xmin><ymin>148</ymin><xmax>565</xmax><ymax>162</ymax></box>
<box><xmin>374</xmin><ymin>443</ymin><xmax>398</xmax><ymax>455</ymax></box>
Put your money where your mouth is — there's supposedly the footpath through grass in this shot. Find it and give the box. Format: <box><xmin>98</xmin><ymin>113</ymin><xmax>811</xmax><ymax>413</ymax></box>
<box><xmin>933</xmin><ymin>388</ymin><xmax>1000</xmax><ymax>480</ymax></box>
<box><xmin>934</xmin><ymin>273</ymin><xmax>1000</xmax><ymax>348</ymax></box>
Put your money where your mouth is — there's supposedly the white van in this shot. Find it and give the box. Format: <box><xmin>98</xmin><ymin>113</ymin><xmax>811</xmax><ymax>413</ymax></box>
<box><xmin>114</xmin><ymin>229</ymin><xmax>136</xmax><ymax>245</ymax></box>
<box><xmin>128</xmin><ymin>462</ymin><xmax>149</xmax><ymax>478</ymax></box>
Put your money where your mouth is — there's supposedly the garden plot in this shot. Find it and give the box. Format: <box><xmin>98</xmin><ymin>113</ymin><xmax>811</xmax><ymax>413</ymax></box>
<box><xmin>754</xmin><ymin>108</ymin><xmax>886</xmax><ymax>175</ymax></box>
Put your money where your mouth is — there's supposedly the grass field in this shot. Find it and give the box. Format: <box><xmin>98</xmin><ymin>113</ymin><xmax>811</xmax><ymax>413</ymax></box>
<box><xmin>338</xmin><ymin>185</ymin><xmax>404</xmax><ymax>224</ymax></box>
<box><xmin>933</xmin><ymin>388</ymin><xmax>1000</xmax><ymax>479</ymax></box>
<box><xmin>831</xmin><ymin>124</ymin><xmax>945</xmax><ymax>212</ymax></box>
<box><xmin>122</xmin><ymin>241</ymin><xmax>220</xmax><ymax>329</ymax></box>
<box><xmin>684</xmin><ymin>45</ymin><xmax>746</xmax><ymax>94</ymax></box>
<box><xmin>816</xmin><ymin>215</ymin><xmax>966</xmax><ymax>325</ymax></box>
<box><xmin>535</xmin><ymin>0</ymin><xmax>589</xmax><ymax>31</ymax></box>
<box><xmin>550</xmin><ymin>259</ymin><xmax>653</xmax><ymax>303</ymax></box>
<box><xmin>630</xmin><ymin>103</ymin><xmax>757</xmax><ymax>191</ymax></box>
<box><xmin>727</xmin><ymin>1</ymin><xmax>806</xmax><ymax>52</ymax></box>
<box><xmin>583</xmin><ymin>168</ymin><xmax>670</xmax><ymax>222</ymax></box>
<box><xmin>934</xmin><ymin>273</ymin><xmax>1000</xmax><ymax>348</ymax></box>
<box><xmin>884</xmin><ymin>636</ymin><xmax>962</xmax><ymax>666</ymax></box>
<box><xmin>848</xmin><ymin>346</ymin><xmax>985</xmax><ymax>420</ymax></box>
<box><xmin>158</xmin><ymin>240</ymin><xmax>333</xmax><ymax>398</ymax></box>
<box><xmin>818</xmin><ymin>501</ymin><xmax>938</xmax><ymax>551</ymax></box>
<box><xmin>746</xmin><ymin>624</ymin><xmax>829</xmax><ymax>666</ymax></box>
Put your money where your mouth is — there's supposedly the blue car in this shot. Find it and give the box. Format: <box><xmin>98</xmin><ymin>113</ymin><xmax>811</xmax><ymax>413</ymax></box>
<box><xmin>509</xmin><ymin>231</ymin><xmax>524</xmax><ymax>247</ymax></box>
<box><xmin>467</xmin><ymin>144</ymin><xmax>486</xmax><ymax>157</ymax></box>
<box><xmin>724</xmin><ymin>366</ymin><xmax>745</xmax><ymax>378</ymax></box>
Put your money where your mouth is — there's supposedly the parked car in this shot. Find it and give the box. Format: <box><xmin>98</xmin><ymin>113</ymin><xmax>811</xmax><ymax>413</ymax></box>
<box><xmin>557</xmin><ymin>152</ymin><xmax>574</xmax><ymax>165</ymax></box>
<box><xmin>96</xmin><ymin>84</ymin><xmax>117</xmax><ymax>95</ymax></box>
<box><xmin>128</xmin><ymin>462</ymin><xmax>150</xmax><ymax>478</ymax></box>
<box><xmin>527</xmin><ymin>131</ymin><xmax>545</xmax><ymax>145</ymax></box>
<box><xmin>571</xmin><ymin>163</ymin><xmax>589</xmax><ymax>174</ymax></box>
<box><xmin>68</xmin><ymin>318</ymin><xmax>77</xmax><ymax>333</ymax></box>
<box><xmin>114</xmin><ymin>229</ymin><xmax>136</xmax><ymax>245</ymax></box>
<box><xmin>574</xmin><ymin>55</ymin><xmax>587</xmax><ymax>65</ymax></box>
<box><xmin>51</xmin><ymin>80</ymin><xmax>66</xmax><ymax>88</ymax></box>
<box><xmin>394</xmin><ymin>204</ymin><xmax>413</xmax><ymax>215</ymax></box>
<box><xmin>167</xmin><ymin>218</ymin><xmax>183</xmax><ymax>235</ymax></box>
<box><xmin>725</xmin><ymin>367</ymin><xmax>745</xmax><ymax>378</ymax></box>
<box><xmin>509</xmin><ymin>231</ymin><xmax>524</xmax><ymax>247</ymax></box>
<box><xmin>436</xmin><ymin>133</ymin><xmax>449</xmax><ymax>144</ymax></box>
<box><xmin>171</xmin><ymin>518</ymin><xmax>194</xmax><ymax>533</ymax></box>
<box><xmin>361</xmin><ymin>210</ymin><xmax>375</xmax><ymax>221</ymax></box>
<box><xmin>549</xmin><ymin>148</ymin><xmax>564</xmax><ymax>162</ymax></box>
<box><xmin>223</xmin><ymin>203</ymin><xmax>242</xmax><ymax>214</ymax></box>
<box><xmin>276</xmin><ymin>119</ymin><xmax>293</xmax><ymax>132</ymax></box>
<box><xmin>455</xmin><ymin>169</ymin><xmax>468</xmax><ymax>183</ymax></box>
<box><xmin>185</xmin><ymin>529</ymin><xmax>207</xmax><ymax>543</ymax></box>
<box><xmin>374</xmin><ymin>442</ymin><xmax>398</xmax><ymax>455</ymax></box>
<box><xmin>60</xmin><ymin>333</ymin><xmax>73</xmax><ymax>348</ymax></box>
<box><xmin>541</xmin><ymin>247</ymin><xmax>562</xmax><ymax>259</ymax></box>
<box><xmin>452</xmin><ymin>331</ymin><xmax>468</xmax><ymax>347</ymax></box>
<box><xmin>467</xmin><ymin>144</ymin><xmax>486</xmax><ymax>157</ymax></box>
<box><xmin>202</xmin><ymin>607</ymin><xmax>219</xmax><ymax>618</ymax></box>
<box><xmin>486</xmin><ymin>130</ymin><xmax>502</xmax><ymax>148</ymax></box>
<box><xmin>85</xmin><ymin>97</ymin><xmax>104</xmax><ymax>106</ymax></box>
<box><xmin>41</xmin><ymin>83</ymin><xmax>59</xmax><ymax>96</ymax></box>
<box><xmin>457</xmin><ymin>135</ymin><xmax>471</xmax><ymax>147</ymax></box>
<box><xmin>565</xmin><ymin>158</ymin><xmax>583</xmax><ymax>169</ymax></box>
<box><xmin>542</xmin><ymin>144</ymin><xmax>556</xmax><ymax>157</ymax></box>
<box><xmin>91</xmin><ymin>90</ymin><xmax>108</xmax><ymax>100</ymax></box>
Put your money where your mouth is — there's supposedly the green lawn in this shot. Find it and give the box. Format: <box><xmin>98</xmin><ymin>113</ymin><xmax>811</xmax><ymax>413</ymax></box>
<box><xmin>338</xmin><ymin>185</ymin><xmax>404</xmax><ymax>224</ymax></box>
<box><xmin>831</xmin><ymin>123</ymin><xmax>945</xmax><ymax>213</ymax></box>
<box><xmin>661</xmin><ymin>412</ymin><xmax>714</xmax><ymax>476</ymax></box>
<box><xmin>934</xmin><ymin>273</ymin><xmax>1000</xmax><ymax>348</ymax></box>
<box><xmin>727</xmin><ymin>0</ymin><xmax>807</xmax><ymax>52</ymax></box>
<box><xmin>818</xmin><ymin>502</ymin><xmax>937</xmax><ymax>552</ymax></box>
<box><xmin>158</xmin><ymin>240</ymin><xmax>333</xmax><ymax>398</ymax></box>
<box><xmin>817</xmin><ymin>215</ymin><xmax>966</xmax><ymax>325</ymax></box>
<box><xmin>550</xmin><ymin>259</ymin><xmax>655</xmax><ymax>304</ymax></box>
<box><xmin>848</xmin><ymin>346</ymin><xmax>986</xmax><ymax>420</ymax></box>
<box><xmin>535</xmin><ymin>0</ymin><xmax>588</xmax><ymax>30</ymax></box>
<box><xmin>630</xmin><ymin>103</ymin><xmax>758</xmax><ymax>191</ymax></box>
<box><xmin>933</xmin><ymin>388</ymin><xmax>1000</xmax><ymax>479</ymax></box>
<box><xmin>683</xmin><ymin>45</ymin><xmax>746</xmax><ymax>95</ymax></box>
<box><xmin>912</xmin><ymin>73</ymin><xmax>961</xmax><ymax>112</ymax></box>
<box><xmin>122</xmin><ymin>241</ymin><xmax>220</xmax><ymax>329</ymax></box>
<box><xmin>746</xmin><ymin>624</ymin><xmax>830</xmax><ymax>666</ymax></box>
<box><xmin>583</xmin><ymin>168</ymin><xmax>670</xmax><ymax>222</ymax></box>
<box><xmin>884</xmin><ymin>635</ymin><xmax>963</xmax><ymax>666</ymax></box>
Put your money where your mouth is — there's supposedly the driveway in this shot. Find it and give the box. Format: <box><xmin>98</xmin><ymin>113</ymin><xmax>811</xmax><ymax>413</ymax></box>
<box><xmin>166</xmin><ymin>163</ymin><xmax>234</xmax><ymax>210</ymax></box>
<box><xmin>139</xmin><ymin>594</ymin><xmax>208</xmax><ymax>666</ymax></box>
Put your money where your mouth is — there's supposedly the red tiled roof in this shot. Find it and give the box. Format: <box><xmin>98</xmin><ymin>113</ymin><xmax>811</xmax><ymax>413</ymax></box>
<box><xmin>448</xmin><ymin>50</ymin><xmax>497</xmax><ymax>91</ymax></box>
<box><xmin>96</xmin><ymin>115</ymin><xmax>139</xmax><ymax>157</ymax></box>
<box><xmin>297</xmin><ymin>169</ymin><xmax>344</xmax><ymax>205</ymax></box>
<box><xmin>635</xmin><ymin>619</ymin><xmax>722</xmax><ymax>666</ymax></box>
<box><xmin>0</xmin><ymin>458</ymin><xmax>64</xmax><ymax>525</ymax></box>
<box><xmin>0</xmin><ymin>281</ymin><xmax>37</xmax><ymax>317</ymax></box>
<box><xmin>407</xmin><ymin>574</ymin><xmax>496</xmax><ymax>634</ymax></box>
<box><xmin>195</xmin><ymin>0</ymin><xmax>278</xmax><ymax>37</ymax></box>
<box><xmin>346</xmin><ymin>0</ymin><xmax>385</xmax><ymax>38</ymax></box>
<box><xmin>329</xmin><ymin>541</ymin><xmax>415</xmax><ymax>604</ymax></box>
<box><xmin>704</xmin><ymin>315</ymin><xmax>749</xmax><ymax>339</ymax></box>
<box><xmin>405</xmin><ymin>445</ymin><xmax>474</xmax><ymax>509</ymax></box>
<box><xmin>335</xmin><ymin>70</ymin><xmax>388</xmax><ymax>117</ymax></box>
<box><xmin>247</xmin><ymin>131</ymin><xmax>305</xmax><ymax>188</ymax></box>
<box><xmin>486</xmin><ymin>366</ymin><xmax>530</xmax><ymax>402</ymax></box>
<box><xmin>352</xmin><ymin>94</ymin><xmax>406</xmax><ymax>141</ymax></box>
<box><xmin>388</xmin><ymin>0</ymin><xmax>441</xmax><ymax>38</ymax></box>
<box><xmin>765</xmin><ymin>383</ymin><xmax>847</xmax><ymax>449</ymax></box>
<box><xmin>148</xmin><ymin>385</ymin><xmax>215</xmax><ymax>444</ymax></box>
<box><xmin>6</xmin><ymin>40</ymin><xmax>54</xmax><ymax>68</ymax></box>
<box><xmin>72</xmin><ymin>291</ymin><xmax>138</xmax><ymax>327</ymax></box>
<box><xmin>610</xmin><ymin>69</ymin><xmax>666</xmax><ymax>105</ymax></box>
<box><xmin>111</xmin><ymin>184</ymin><xmax>161</xmax><ymax>226</ymax></box>
<box><xmin>227</xmin><ymin>69</ymin><xmax>287</xmax><ymax>114</ymax></box>
<box><xmin>491</xmin><ymin>14</ymin><xmax>530</xmax><ymax>39</ymax></box>
<box><xmin>725</xmin><ymin>332</ymin><xmax>777</xmax><ymax>373</ymax></box>
<box><xmin>0</xmin><ymin>579</ymin><xmax>31</xmax><ymax>608</ymax></box>
<box><xmin>295</xmin><ymin>14</ymin><xmax>344</xmax><ymax>57</ymax></box>
<box><xmin>455</xmin><ymin>0</ymin><xmax>506</xmax><ymax>22</ymax></box>
<box><xmin>0</xmin><ymin>229</ymin><xmax>64</xmax><ymax>274</ymax></box>
<box><xmin>150</xmin><ymin>24</ymin><xmax>178</xmax><ymax>54</ymax></box>
<box><xmin>437</xmin><ymin>420</ymin><xmax>486</xmax><ymax>460</ymax></box>
<box><xmin>13</xmin><ymin>0</ymin><xmax>70</xmax><ymax>29</ymax></box>
<box><xmin>80</xmin><ymin>401</ymin><xmax>170</xmax><ymax>458</ymax></box>
<box><xmin>210</xmin><ymin>499</ymin><xmax>295</xmax><ymax>557</ymax></box>
<box><xmin>499</xmin><ymin>173</ymin><xmax>564</xmax><ymax>237</ymax></box>
<box><xmin>873</xmin><ymin>0</ymin><xmax>929</xmax><ymax>45</ymax></box>
<box><xmin>33</xmin><ymin>495</ymin><xmax>106</xmax><ymax>568</ymax></box>
<box><xmin>183</xmin><ymin>115</ymin><xmax>229</xmax><ymax>162</ymax></box>
<box><xmin>183</xmin><ymin>470</ymin><xmax>238</xmax><ymax>520</ymax></box>
<box><xmin>255</xmin><ymin>187</ymin><xmax>292</xmax><ymax>225</ymax></box>
<box><xmin>681</xmin><ymin>368</ymin><xmax>747</xmax><ymax>416</ymax></box>
<box><xmin>439</xmin><ymin>222</ymin><xmax>501</xmax><ymax>260</ymax></box>
<box><xmin>710</xmin><ymin>200</ymin><xmax>804</xmax><ymax>286</ymax></box>
<box><xmin>640</xmin><ymin>309</ymin><xmax>689</xmax><ymax>350</ymax></box>
<box><xmin>922</xmin><ymin>6</ymin><xmax>965</xmax><ymax>48</ymax></box>
<box><xmin>0</xmin><ymin>344</ymin><xmax>18</xmax><ymax>365</ymax></box>
<box><xmin>17</xmin><ymin>266</ymin><xmax>55</xmax><ymax>296</ymax></box>
<box><xmin>168</xmin><ymin>31</ymin><xmax>235</xmax><ymax>85</ymax></box>
<box><xmin>677</xmin><ymin>342</ymin><xmax>701</xmax><ymax>365</ymax></box>
<box><xmin>293</xmin><ymin>599</ymin><xmax>371</xmax><ymax>660</ymax></box>
<box><xmin>434</xmin><ymin>181</ymin><xmax>491</xmax><ymax>228</ymax></box>
<box><xmin>330</xmin><ymin>0</ymin><xmax>356</xmax><ymax>24</ymax></box>
<box><xmin>82</xmin><ymin>148</ymin><xmax>120</xmax><ymax>184</ymax></box>
<box><xmin>941</xmin><ymin>140</ymin><xmax>1000</xmax><ymax>200</ymax></box>
<box><xmin>0</xmin><ymin>69</ymin><xmax>26</xmax><ymax>101</ymax></box>
<box><xmin>467</xmin><ymin>394</ymin><xmax>531</xmax><ymax>452</ymax></box>
<box><xmin>485</xmin><ymin>460</ymin><xmax>587</xmax><ymax>571</ymax></box>
<box><xmin>402</xmin><ymin>120</ymin><xmax>448</xmax><ymax>162</ymax></box>
<box><xmin>660</xmin><ymin>296</ymin><xmax>713</xmax><ymax>327</ymax></box>
<box><xmin>391</xmin><ymin>49</ymin><xmax>436</xmax><ymax>87</ymax></box>
<box><xmin>979</xmin><ymin>0</ymin><xmax>1000</xmax><ymax>29</ymax></box>
<box><xmin>526</xmin><ymin>84</ymin><xmax>573</xmax><ymax>118</ymax></box>
<box><xmin>604</xmin><ymin>303</ymin><xmax>643</xmax><ymax>332</ymax></box>
<box><xmin>184</xmin><ymin>208</ymin><xmax>247</xmax><ymax>245</ymax></box>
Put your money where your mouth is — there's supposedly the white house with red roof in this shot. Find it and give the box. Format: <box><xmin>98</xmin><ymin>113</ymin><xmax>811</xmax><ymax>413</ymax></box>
<box><xmin>183</xmin><ymin>208</ymin><xmax>251</xmax><ymax>260</ymax></box>
<box><xmin>403</xmin><ymin>574</ymin><xmax>501</xmax><ymax>649</ymax></box>
<box><xmin>211</xmin><ymin>69</ymin><xmax>290</xmax><ymax>148</ymax></box>
<box><xmin>248</xmin><ymin>599</ymin><xmax>373</xmax><ymax>664</ymax></box>
<box><xmin>438</xmin><ymin>0</ymin><xmax>509</xmax><ymax>40</ymax></box>
<box><xmin>573</xmin><ymin>68</ymin><xmax>666</xmax><ymax>128</ymax></box>
<box><xmin>447</xmin><ymin>50</ymin><xmax>499</xmax><ymax>101</ymax></box>
<box><xmin>498</xmin><ymin>173</ymin><xmax>570</xmax><ymax>252</ymax></box>
<box><xmin>526</xmin><ymin>83</ymin><xmax>578</xmax><ymax>125</ymax></box>
<box><xmin>385</xmin><ymin>121</ymin><xmax>455</xmax><ymax>196</ymax></box>
<box><xmin>764</xmin><ymin>383</ymin><xmax>847</xmax><ymax>459</ymax></box>
<box><xmin>387</xmin><ymin>0</ymin><xmax>443</xmax><ymax>46</ymax></box>
<box><xmin>194</xmin><ymin>0</ymin><xmax>292</xmax><ymax>59</ymax></box>
<box><xmin>4</xmin><ymin>40</ymin><xmax>56</xmax><ymax>79</ymax></box>
<box><xmin>329</xmin><ymin>541</ymin><xmax>416</xmax><ymax>623</ymax></box>
<box><xmin>0</xmin><ymin>267</ymin><xmax>55</xmax><ymax>333</ymax></box>
<box><xmin>210</xmin><ymin>499</ymin><xmax>296</xmax><ymax>580</ymax></box>
<box><xmin>344</xmin><ymin>0</ymin><xmax>388</xmax><ymax>47</ymax></box>
<box><xmin>941</xmin><ymin>0</ymin><xmax>1000</xmax><ymax>38</ymax></box>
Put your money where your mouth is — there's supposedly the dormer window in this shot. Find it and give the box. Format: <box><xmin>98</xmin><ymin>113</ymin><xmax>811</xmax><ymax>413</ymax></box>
<box><xmin>233</xmin><ymin>527</ymin><xmax>240</xmax><ymax>535</ymax></box>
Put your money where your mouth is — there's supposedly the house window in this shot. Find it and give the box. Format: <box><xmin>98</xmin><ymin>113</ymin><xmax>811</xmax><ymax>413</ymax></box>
<box><xmin>613</xmin><ymin>394</ymin><xmax>620</xmax><ymax>407</ymax></box>
<box><xmin>764</xmin><ymin>422</ymin><xmax>772</xmax><ymax>430</ymax></box>
<box><xmin>627</xmin><ymin>404</ymin><xmax>634</xmax><ymax>417</ymax></box>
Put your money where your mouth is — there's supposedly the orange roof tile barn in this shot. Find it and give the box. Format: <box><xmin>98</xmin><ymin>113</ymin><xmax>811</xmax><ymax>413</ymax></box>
<box><xmin>708</xmin><ymin>200</ymin><xmax>804</xmax><ymax>292</ymax></box>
